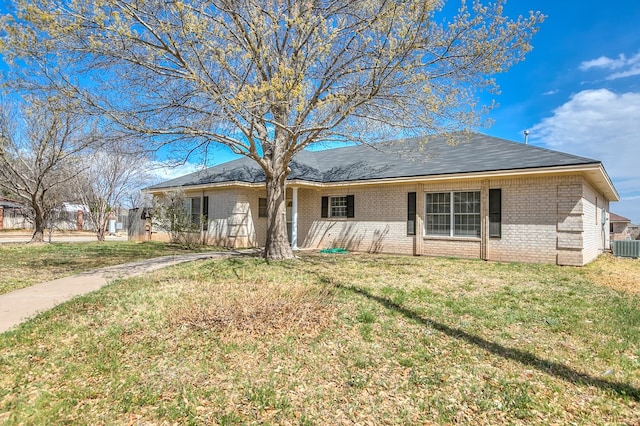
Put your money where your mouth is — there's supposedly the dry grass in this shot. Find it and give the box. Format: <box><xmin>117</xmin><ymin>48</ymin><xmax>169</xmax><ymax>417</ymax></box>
<box><xmin>170</xmin><ymin>278</ymin><xmax>336</xmax><ymax>339</ymax></box>
<box><xmin>0</xmin><ymin>241</ymin><xmax>215</xmax><ymax>295</ymax></box>
<box><xmin>0</xmin><ymin>253</ymin><xmax>638</xmax><ymax>425</ymax></box>
<box><xmin>583</xmin><ymin>252</ymin><xmax>640</xmax><ymax>294</ymax></box>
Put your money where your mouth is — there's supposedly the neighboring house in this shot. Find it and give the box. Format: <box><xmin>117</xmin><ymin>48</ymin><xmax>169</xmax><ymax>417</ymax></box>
<box><xmin>609</xmin><ymin>212</ymin><xmax>632</xmax><ymax>241</ymax></box>
<box><xmin>0</xmin><ymin>199</ymin><xmax>94</xmax><ymax>232</ymax></box>
<box><xmin>50</xmin><ymin>203</ymin><xmax>91</xmax><ymax>231</ymax></box>
<box><xmin>0</xmin><ymin>197</ymin><xmax>30</xmax><ymax>230</ymax></box>
<box><xmin>145</xmin><ymin>133</ymin><xmax>619</xmax><ymax>266</ymax></box>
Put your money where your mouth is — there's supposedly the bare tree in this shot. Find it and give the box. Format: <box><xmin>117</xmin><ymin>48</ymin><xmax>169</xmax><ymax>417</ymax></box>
<box><xmin>72</xmin><ymin>140</ymin><xmax>152</xmax><ymax>241</ymax></box>
<box><xmin>0</xmin><ymin>0</ymin><xmax>544</xmax><ymax>259</ymax></box>
<box><xmin>0</xmin><ymin>97</ymin><xmax>96</xmax><ymax>242</ymax></box>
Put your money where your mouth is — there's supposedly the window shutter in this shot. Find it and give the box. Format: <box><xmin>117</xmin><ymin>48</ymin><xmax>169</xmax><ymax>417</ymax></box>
<box><xmin>489</xmin><ymin>189</ymin><xmax>502</xmax><ymax>238</ymax></box>
<box><xmin>321</xmin><ymin>196</ymin><xmax>328</xmax><ymax>218</ymax></box>
<box><xmin>346</xmin><ymin>195</ymin><xmax>354</xmax><ymax>218</ymax></box>
<box><xmin>258</xmin><ymin>198</ymin><xmax>268</xmax><ymax>218</ymax></box>
<box><xmin>202</xmin><ymin>196</ymin><xmax>209</xmax><ymax>231</ymax></box>
<box><xmin>407</xmin><ymin>192</ymin><xmax>416</xmax><ymax>235</ymax></box>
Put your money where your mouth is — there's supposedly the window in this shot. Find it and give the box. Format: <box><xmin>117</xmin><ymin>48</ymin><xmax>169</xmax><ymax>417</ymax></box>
<box><xmin>489</xmin><ymin>189</ymin><xmax>501</xmax><ymax>238</ymax></box>
<box><xmin>454</xmin><ymin>191</ymin><xmax>480</xmax><ymax>236</ymax></box>
<box><xmin>183</xmin><ymin>197</ymin><xmax>201</xmax><ymax>227</ymax></box>
<box><xmin>407</xmin><ymin>192</ymin><xmax>416</xmax><ymax>235</ymax></box>
<box><xmin>331</xmin><ymin>196</ymin><xmax>348</xmax><ymax>217</ymax></box>
<box><xmin>321</xmin><ymin>195</ymin><xmax>354</xmax><ymax>218</ymax></box>
<box><xmin>425</xmin><ymin>191</ymin><xmax>480</xmax><ymax>237</ymax></box>
<box><xmin>425</xmin><ymin>192</ymin><xmax>450</xmax><ymax>236</ymax></box>
<box><xmin>182</xmin><ymin>196</ymin><xmax>208</xmax><ymax>229</ymax></box>
<box><xmin>258</xmin><ymin>198</ymin><xmax>267</xmax><ymax>218</ymax></box>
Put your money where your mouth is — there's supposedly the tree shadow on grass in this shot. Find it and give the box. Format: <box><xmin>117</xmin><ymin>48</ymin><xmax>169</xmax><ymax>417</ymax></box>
<box><xmin>337</xmin><ymin>282</ymin><xmax>640</xmax><ymax>402</ymax></box>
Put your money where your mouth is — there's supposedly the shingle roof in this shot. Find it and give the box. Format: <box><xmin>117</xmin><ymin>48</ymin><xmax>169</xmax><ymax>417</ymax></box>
<box><xmin>0</xmin><ymin>197</ymin><xmax>23</xmax><ymax>209</ymax></box>
<box><xmin>148</xmin><ymin>133</ymin><xmax>600</xmax><ymax>190</ymax></box>
<box><xmin>610</xmin><ymin>212</ymin><xmax>631</xmax><ymax>223</ymax></box>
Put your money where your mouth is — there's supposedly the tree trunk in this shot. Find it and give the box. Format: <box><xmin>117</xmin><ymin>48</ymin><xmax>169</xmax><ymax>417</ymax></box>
<box><xmin>30</xmin><ymin>205</ymin><xmax>45</xmax><ymax>243</ymax></box>
<box><xmin>263</xmin><ymin>171</ymin><xmax>294</xmax><ymax>260</ymax></box>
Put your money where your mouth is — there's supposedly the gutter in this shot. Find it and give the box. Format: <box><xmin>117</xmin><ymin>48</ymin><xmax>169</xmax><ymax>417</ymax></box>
<box><xmin>145</xmin><ymin>163</ymin><xmax>619</xmax><ymax>202</ymax></box>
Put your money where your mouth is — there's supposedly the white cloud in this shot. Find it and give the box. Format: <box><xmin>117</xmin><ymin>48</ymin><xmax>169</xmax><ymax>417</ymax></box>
<box><xmin>607</xmin><ymin>65</ymin><xmax>640</xmax><ymax>80</ymax></box>
<box><xmin>542</xmin><ymin>89</ymin><xmax>559</xmax><ymax>96</ymax></box>
<box><xmin>531</xmin><ymin>89</ymin><xmax>640</xmax><ymax>223</ymax></box>
<box><xmin>579</xmin><ymin>54</ymin><xmax>627</xmax><ymax>71</ymax></box>
<box><xmin>147</xmin><ymin>160</ymin><xmax>203</xmax><ymax>184</ymax></box>
<box><xmin>579</xmin><ymin>52</ymin><xmax>640</xmax><ymax>81</ymax></box>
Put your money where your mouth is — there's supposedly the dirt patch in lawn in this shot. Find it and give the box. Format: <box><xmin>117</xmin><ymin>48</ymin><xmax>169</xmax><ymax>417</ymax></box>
<box><xmin>170</xmin><ymin>279</ymin><xmax>337</xmax><ymax>340</ymax></box>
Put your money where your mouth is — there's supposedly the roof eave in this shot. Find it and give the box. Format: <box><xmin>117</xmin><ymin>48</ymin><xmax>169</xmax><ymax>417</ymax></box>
<box><xmin>295</xmin><ymin>163</ymin><xmax>619</xmax><ymax>200</ymax></box>
<box><xmin>143</xmin><ymin>180</ymin><xmax>265</xmax><ymax>194</ymax></box>
<box><xmin>145</xmin><ymin>163</ymin><xmax>620</xmax><ymax>202</ymax></box>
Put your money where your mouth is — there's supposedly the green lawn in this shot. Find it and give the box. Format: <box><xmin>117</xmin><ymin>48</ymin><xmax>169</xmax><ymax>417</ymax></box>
<box><xmin>0</xmin><ymin>252</ymin><xmax>638</xmax><ymax>424</ymax></box>
<box><xmin>0</xmin><ymin>241</ymin><xmax>214</xmax><ymax>295</ymax></box>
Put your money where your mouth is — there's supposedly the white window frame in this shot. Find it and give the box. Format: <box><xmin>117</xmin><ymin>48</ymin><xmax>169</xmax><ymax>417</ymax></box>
<box><xmin>425</xmin><ymin>191</ymin><xmax>481</xmax><ymax>238</ymax></box>
<box><xmin>330</xmin><ymin>196</ymin><xmax>348</xmax><ymax>218</ymax></box>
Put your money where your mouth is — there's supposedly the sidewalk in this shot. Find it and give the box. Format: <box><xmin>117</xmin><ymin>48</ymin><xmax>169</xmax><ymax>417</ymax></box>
<box><xmin>0</xmin><ymin>250</ymin><xmax>255</xmax><ymax>334</ymax></box>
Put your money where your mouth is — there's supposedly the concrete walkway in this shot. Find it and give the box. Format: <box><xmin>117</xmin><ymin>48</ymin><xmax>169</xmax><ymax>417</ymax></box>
<box><xmin>0</xmin><ymin>250</ymin><xmax>256</xmax><ymax>334</ymax></box>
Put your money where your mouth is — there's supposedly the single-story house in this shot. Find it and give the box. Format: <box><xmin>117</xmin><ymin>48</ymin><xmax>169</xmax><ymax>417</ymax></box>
<box><xmin>609</xmin><ymin>212</ymin><xmax>632</xmax><ymax>241</ymax></box>
<box><xmin>145</xmin><ymin>133</ymin><xmax>619</xmax><ymax>266</ymax></box>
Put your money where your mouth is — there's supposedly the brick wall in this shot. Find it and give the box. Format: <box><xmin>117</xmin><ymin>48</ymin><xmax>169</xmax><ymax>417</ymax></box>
<box><xmin>203</xmin><ymin>188</ymin><xmax>257</xmax><ymax>248</ymax></box>
<box><xmin>166</xmin><ymin>172</ymin><xmax>610</xmax><ymax>265</ymax></box>
<box><xmin>298</xmin><ymin>174</ymin><xmax>601</xmax><ymax>265</ymax></box>
<box><xmin>150</xmin><ymin>189</ymin><xmax>258</xmax><ymax>248</ymax></box>
<box><xmin>581</xmin><ymin>181</ymin><xmax>608</xmax><ymax>264</ymax></box>
<box><xmin>299</xmin><ymin>184</ymin><xmax>415</xmax><ymax>254</ymax></box>
<box><xmin>487</xmin><ymin>177</ymin><xmax>564</xmax><ymax>264</ymax></box>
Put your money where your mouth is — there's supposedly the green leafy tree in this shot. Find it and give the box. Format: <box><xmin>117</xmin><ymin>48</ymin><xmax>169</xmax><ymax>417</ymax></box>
<box><xmin>0</xmin><ymin>0</ymin><xmax>543</xmax><ymax>259</ymax></box>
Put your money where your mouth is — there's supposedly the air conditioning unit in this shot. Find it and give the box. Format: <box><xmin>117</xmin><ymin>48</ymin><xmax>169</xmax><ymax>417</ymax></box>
<box><xmin>612</xmin><ymin>240</ymin><xmax>640</xmax><ymax>258</ymax></box>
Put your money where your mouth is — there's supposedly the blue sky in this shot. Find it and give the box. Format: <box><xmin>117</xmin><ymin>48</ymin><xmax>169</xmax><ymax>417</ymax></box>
<box><xmin>162</xmin><ymin>1</ymin><xmax>640</xmax><ymax>223</ymax></box>
<box><xmin>485</xmin><ymin>1</ymin><xmax>640</xmax><ymax>223</ymax></box>
<box><xmin>2</xmin><ymin>1</ymin><xmax>639</xmax><ymax>223</ymax></box>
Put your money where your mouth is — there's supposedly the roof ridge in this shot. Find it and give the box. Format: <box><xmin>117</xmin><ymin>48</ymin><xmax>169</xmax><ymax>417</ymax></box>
<box><xmin>474</xmin><ymin>132</ymin><xmax>599</xmax><ymax>164</ymax></box>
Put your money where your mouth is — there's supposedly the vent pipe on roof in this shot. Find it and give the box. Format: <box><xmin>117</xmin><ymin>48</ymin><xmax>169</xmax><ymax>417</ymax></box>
<box><xmin>523</xmin><ymin>130</ymin><xmax>530</xmax><ymax>144</ymax></box>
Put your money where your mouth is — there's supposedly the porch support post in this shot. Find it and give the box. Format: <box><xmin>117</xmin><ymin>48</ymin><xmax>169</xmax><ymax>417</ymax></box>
<box><xmin>414</xmin><ymin>184</ymin><xmax>424</xmax><ymax>256</ymax></box>
<box><xmin>291</xmin><ymin>187</ymin><xmax>298</xmax><ymax>250</ymax></box>
<box><xmin>481</xmin><ymin>180</ymin><xmax>489</xmax><ymax>261</ymax></box>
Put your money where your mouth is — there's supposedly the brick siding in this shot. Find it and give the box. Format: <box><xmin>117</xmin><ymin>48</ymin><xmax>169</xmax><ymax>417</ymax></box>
<box><xmin>149</xmin><ymin>173</ymin><xmax>610</xmax><ymax>265</ymax></box>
